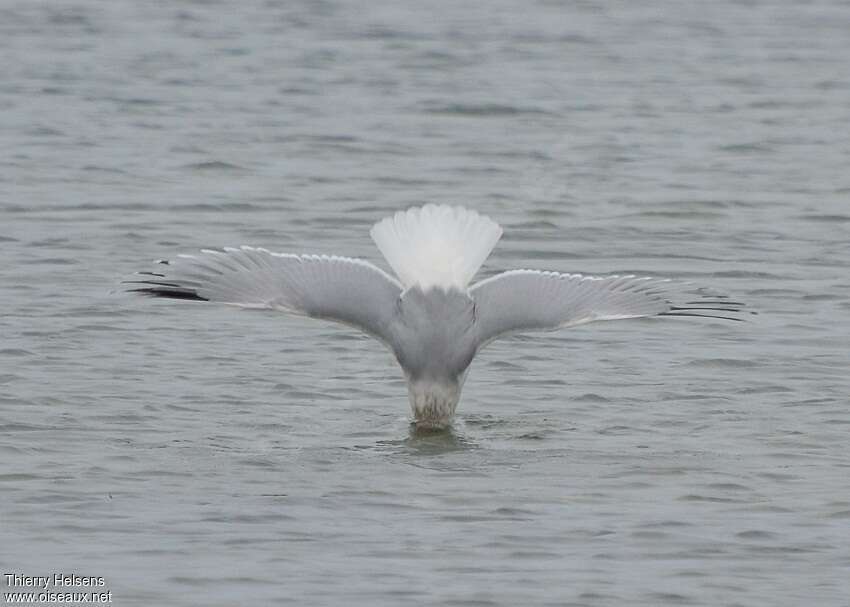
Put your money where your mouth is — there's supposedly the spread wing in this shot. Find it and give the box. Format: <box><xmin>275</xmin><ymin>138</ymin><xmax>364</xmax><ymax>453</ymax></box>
<box><xmin>470</xmin><ymin>270</ymin><xmax>750</xmax><ymax>348</ymax></box>
<box><xmin>125</xmin><ymin>246</ymin><xmax>403</xmax><ymax>344</ymax></box>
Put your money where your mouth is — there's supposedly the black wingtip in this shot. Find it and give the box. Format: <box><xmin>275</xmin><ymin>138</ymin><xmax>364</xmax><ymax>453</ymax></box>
<box><xmin>123</xmin><ymin>258</ymin><xmax>209</xmax><ymax>301</ymax></box>
<box><xmin>669</xmin><ymin>305</ymin><xmax>749</xmax><ymax>314</ymax></box>
<box><xmin>127</xmin><ymin>287</ymin><xmax>208</xmax><ymax>301</ymax></box>
<box><xmin>660</xmin><ymin>293</ymin><xmax>756</xmax><ymax>322</ymax></box>
<box><xmin>660</xmin><ymin>311</ymin><xmax>747</xmax><ymax>322</ymax></box>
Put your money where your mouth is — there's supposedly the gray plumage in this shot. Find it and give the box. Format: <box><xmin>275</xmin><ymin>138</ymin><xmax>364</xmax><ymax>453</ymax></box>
<box><xmin>126</xmin><ymin>205</ymin><xmax>750</xmax><ymax>429</ymax></box>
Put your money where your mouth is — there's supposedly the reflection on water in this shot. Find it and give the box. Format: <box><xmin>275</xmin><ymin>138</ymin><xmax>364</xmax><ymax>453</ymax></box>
<box><xmin>376</xmin><ymin>423</ymin><xmax>478</xmax><ymax>457</ymax></box>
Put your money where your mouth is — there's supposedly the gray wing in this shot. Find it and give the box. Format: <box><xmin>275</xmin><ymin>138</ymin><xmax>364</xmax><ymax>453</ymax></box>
<box><xmin>470</xmin><ymin>270</ymin><xmax>750</xmax><ymax>347</ymax></box>
<box><xmin>125</xmin><ymin>246</ymin><xmax>403</xmax><ymax>343</ymax></box>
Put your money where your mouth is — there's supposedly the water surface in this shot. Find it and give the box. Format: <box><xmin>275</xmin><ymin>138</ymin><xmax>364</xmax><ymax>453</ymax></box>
<box><xmin>2</xmin><ymin>1</ymin><xmax>849</xmax><ymax>605</ymax></box>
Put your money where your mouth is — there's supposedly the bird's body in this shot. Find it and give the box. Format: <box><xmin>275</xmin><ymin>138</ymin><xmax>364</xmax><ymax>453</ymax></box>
<box><xmin>388</xmin><ymin>286</ymin><xmax>476</xmax><ymax>427</ymax></box>
<box><xmin>126</xmin><ymin>205</ymin><xmax>750</xmax><ymax>429</ymax></box>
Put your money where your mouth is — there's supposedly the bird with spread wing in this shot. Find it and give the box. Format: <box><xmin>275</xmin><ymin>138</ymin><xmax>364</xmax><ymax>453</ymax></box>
<box><xmin>125</xmin><ymin>205</ymin><xmax>750</xmax><ymax>429</ymax></box>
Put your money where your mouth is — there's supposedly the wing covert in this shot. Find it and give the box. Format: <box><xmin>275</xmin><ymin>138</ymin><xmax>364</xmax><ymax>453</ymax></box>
<box><xmin>470</xmin><ymin>270</ymin><xmax>749</xmax><ymax>348</ymax></box>
<box><xmin>125</xmin><ymin>246</ymin><xmax>403</xmax><ymax>343</ymax></box>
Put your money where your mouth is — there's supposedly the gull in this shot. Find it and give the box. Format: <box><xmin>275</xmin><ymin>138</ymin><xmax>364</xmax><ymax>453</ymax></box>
<box><xmin>126</xmin><ymin>204</ymin><xmax>749</xmax><ymax>429</ymax></box>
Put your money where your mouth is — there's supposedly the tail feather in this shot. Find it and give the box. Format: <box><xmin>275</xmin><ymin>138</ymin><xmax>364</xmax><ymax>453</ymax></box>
<box><xmin>370</xmin><ymin>204</ymin><xmax>502</xmax><ymax>290</ymax></box>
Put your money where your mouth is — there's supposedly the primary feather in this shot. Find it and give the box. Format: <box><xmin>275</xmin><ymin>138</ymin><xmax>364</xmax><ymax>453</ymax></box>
<box><xmin>125</xmin><ymin>246</ymin><xmax>402</xmax><ymax>344</ymax></box>
<box><xmin>470</xmin><ymin>270</ymin><xmax>749</xmax><ymax>348</ymax></box>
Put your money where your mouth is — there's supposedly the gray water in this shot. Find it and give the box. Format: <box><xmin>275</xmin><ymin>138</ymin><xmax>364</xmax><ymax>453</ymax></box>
<box><xmin>2</xmin><ymin>1</ymin><xmax>850</xmax><ymax>605</ymax></box>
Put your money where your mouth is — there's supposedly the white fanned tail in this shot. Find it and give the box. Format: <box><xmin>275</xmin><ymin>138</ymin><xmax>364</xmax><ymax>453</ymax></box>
<box><xmin>370</xmin><ymin>204</ymin><xmax>503</xmax><ymax>291</ymax></box>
